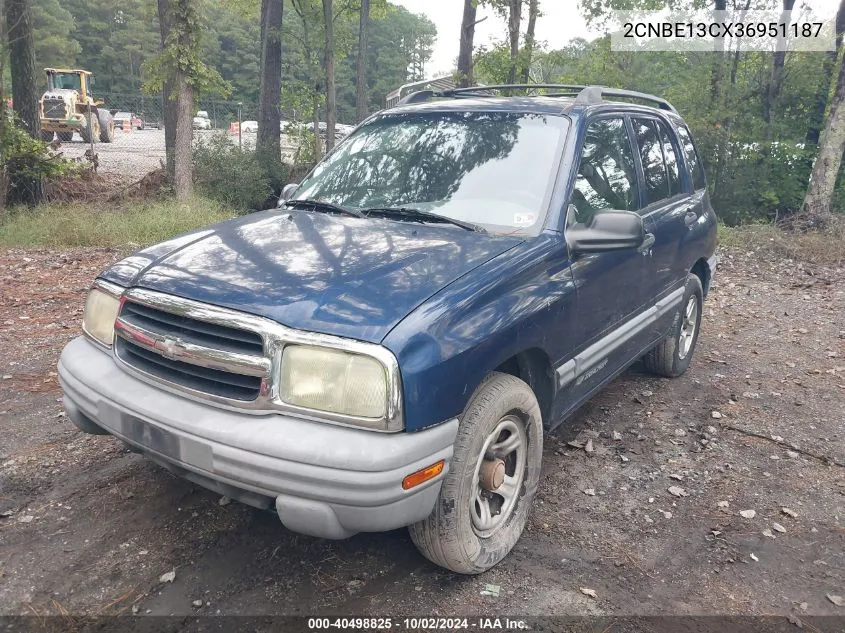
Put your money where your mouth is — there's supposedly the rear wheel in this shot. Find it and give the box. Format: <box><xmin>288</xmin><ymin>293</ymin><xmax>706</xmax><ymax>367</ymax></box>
<box><xmin>642</xmin><ymin>273</ymin><xmax>703</xmax><ymax>378</ymax></box>
<box><xmin>57</xmin><ymin>131</ymin><xmax>74</xmax><ymax>142</ymax></box>
<box><xmin>409</xmin><ymin>372</ymin><xmax>543</xmax><ymax>574</ymax></box>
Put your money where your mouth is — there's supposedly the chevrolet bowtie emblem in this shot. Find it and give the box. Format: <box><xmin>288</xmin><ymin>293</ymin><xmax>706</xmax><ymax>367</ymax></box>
<box><xmin>154</xmin><ymin>336</ymin><xmax>187</xmax><ymax>359</ymax></box>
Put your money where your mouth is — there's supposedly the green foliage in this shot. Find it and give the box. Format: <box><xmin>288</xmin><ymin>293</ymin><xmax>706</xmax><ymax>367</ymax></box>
<box><xmin>0</xmin><ymin>197</ymin><xmax>236</xmax><ymax>247</ymax></box>
<box><xmin>1</xmin><ymin>114</ymin><xmax>81</xmax><ymax>204</ymax></box>
<box><xmin>192</xmin><ymin>133</ymin><xmax>274</xmax><ymax>209</ymax></box>
<box><xmin>142</xmin><ymin>0</ymin><xmax>231</xmax><ymax>98</ymax></box>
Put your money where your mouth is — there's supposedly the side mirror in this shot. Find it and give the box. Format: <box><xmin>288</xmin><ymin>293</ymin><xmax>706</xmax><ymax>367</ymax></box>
<box><xmin>280</xmin><ymin>183</ymin><xmax>298</xmax><ymax>203</ymax></box>
<box><xmin>566</xmin><ymin>210</ymin><xmax>645</xmax><ymax>254</ymax></box>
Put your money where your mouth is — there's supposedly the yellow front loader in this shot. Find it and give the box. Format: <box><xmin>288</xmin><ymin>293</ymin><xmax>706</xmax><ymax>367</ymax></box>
<box><xmin>39</xmin><ymin>68</ymin><xmax>114</xmax><ymax>143</ymax></box>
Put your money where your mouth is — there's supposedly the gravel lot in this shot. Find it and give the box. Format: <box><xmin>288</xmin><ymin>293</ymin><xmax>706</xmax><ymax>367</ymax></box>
<box><xmin>56</xmin><ymin>129</ymin><xmax>301</xmax><ymax>177</ymax></box>
<box><xmin>0</xmin><ymin>244</ymin><xmax>843</xmax><ymax>625</ymax></box>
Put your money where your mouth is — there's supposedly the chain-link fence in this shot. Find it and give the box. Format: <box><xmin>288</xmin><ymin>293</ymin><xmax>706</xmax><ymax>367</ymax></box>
<box><xmin>46</xmin><ymin>93</ymin><xmax>317</xmax><ymax>179</ymax></box>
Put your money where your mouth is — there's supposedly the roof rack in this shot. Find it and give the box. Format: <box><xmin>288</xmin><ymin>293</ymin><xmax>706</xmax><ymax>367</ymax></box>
<box><xmin>396</xmin><ymin>84</ymin><xmax>677</xmax><ymax>114</ymax></box>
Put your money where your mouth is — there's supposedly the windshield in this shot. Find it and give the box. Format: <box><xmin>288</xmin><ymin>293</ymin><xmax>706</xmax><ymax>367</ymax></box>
<box><xmin>54</xmin><ymin>73</ymin><xmax>81</xmax><ymax>91</ymax></box>
<box><xmin>293</xmin><ymin>111</ymin><xmax>570</xmax><ymax>235</ymax></box>
<box><xmin>115</xmin><ymin>112</ymin><xmax>132</xmax><ymax>118</ymax></box>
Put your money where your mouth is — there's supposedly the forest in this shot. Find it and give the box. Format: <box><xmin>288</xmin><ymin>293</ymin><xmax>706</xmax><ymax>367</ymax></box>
<box><xmin>1</xmin><ymin>0</ymin><xmax>844</xmax><ymax>227</ymax></box>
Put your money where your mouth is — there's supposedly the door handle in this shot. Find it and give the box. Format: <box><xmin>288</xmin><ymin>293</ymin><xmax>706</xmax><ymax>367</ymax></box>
<box><xmin>684</xmin><ymin>211</ymin><xmax>699</xmax><ymax>227</ymax></box>
<box><xmin>639</xmin><ymin>233</ymin><xmax>655</xmax><ymax>253</ymax></box>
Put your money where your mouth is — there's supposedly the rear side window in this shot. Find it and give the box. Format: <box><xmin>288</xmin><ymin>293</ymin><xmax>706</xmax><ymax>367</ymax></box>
<box><xmin>570</xmin><ymin>118</ymin><xmax>639</xmax><ymax>223</ymax></box>
<box><xmin>676</xmin><ymin>124</ymin><xmax>706</xmax><ymax>191</ymax></box>
<box><xmin>659</xmin><ymin>125</ymin><xmax>682</xmax><ymax>197</ymax></box>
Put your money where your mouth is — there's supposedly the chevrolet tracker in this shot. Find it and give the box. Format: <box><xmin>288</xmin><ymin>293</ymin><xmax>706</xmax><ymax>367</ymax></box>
<box><xmin>59</xmin><ymin>84</ymin><xmax>717</xmax><ymax>574</ymax></box>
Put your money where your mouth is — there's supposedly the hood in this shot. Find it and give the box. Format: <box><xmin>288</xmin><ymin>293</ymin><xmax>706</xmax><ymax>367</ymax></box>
<box><xmin>101</xmin><ymin>210</ymin><xmax>522</xmax><ymax>343</ymax></box>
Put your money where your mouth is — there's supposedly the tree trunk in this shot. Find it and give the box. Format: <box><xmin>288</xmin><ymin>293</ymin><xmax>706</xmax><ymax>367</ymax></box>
<box><xmin>257</xmin><ymin>0</ymin><xmax>283</xmax><ymax>158</ymax></box>
<box><xmin>801</xmin><ymin>53</ymin><xmax>845</xmax><ymax>221</ymax></box>
<box><xmin>322</xmin><ymin>0</ymin><xmax>336</xmax><ymax>151</ymax></box>
<box><xmin>174</xmin><ymin>73</ymin><xmax>193</xmax><ymax>200</ymax></box>
<box><xmin>172</xmin><ymin>0</ymin><xmax>194</xmax><ymax>201</ymax></box>
<box><xmin>519</xmin><ymin>0</ymin><xmax>538</xmax><ymax>83</ymax></box>
<box><xmin>506</xmin><ymin>0</ymin><xmax>521</xmax><ymax>85</ymax></box>
<box><xmin>762</xmin><ymin>0</ymin><xmax>796</xmax><ymax>139</ymax></box>
<box><xmin>355</xmin><ymin>0</ymin><xmax>369</xmax><ymax>122</ymax></box>
<box><xmin>709</xmin><ymin>0</ymin><xmax>727</xmax><ymax>104</ymax></box>
<box><xmin>157</xmin><ymin>0</ymin><xmax>176</xmax><ymax>179</ymax></box>
<box><xmin>6</xmin><ymin>0</ymin><xmax>43</xmax><ymax>204</ymax></box>
<box><xmin>806</xmin><ymin>0</ymin><xmax>845</xmax><ymax>144</ymax></box>
<box><xmin>457</xmin><ymin>0</ymin><xmax>477</xmax><ymax>88</ymax></box>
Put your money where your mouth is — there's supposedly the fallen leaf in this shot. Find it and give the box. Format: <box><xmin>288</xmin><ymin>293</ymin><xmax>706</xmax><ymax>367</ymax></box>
<box><xmin>668</xmin><ymin>486</ymin><xmax>688</xmax><ymax>498</ymax></box>
<box><xmin>580</xmin><ymin>588</ymin><xmax>598</xmax><ymax>599</ymax></box>
<box><xmin>740</xmin><ymin>509</ymin><xmax>756</xmax><ymax>519</ymax></box>
<box><xmin>827</xmin><ymin>594</ymin><xmax>843</xmax><ymax>607</ymax></box>
<box><xmin>159</xmin><ymin>570</ymin><xmax>176</xmax><ymax>584</ymax></box>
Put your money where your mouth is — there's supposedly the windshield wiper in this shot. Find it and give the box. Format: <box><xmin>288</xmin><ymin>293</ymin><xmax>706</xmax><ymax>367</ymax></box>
<box><xmin>285</xmin><ymin>198</ymin><xmax>365</xmax><ymax>219</ymax></box>
<box><xmin>363</xmin><ymin>207</ymin><xmax>486</xmax><ymax>233</ymax></box>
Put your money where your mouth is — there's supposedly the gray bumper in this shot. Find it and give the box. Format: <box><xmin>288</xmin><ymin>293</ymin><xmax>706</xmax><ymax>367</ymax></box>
<box><xmin>58</xmin><ymin>336</ymin><xmax>457</xmax><ymax>539</ymax></box>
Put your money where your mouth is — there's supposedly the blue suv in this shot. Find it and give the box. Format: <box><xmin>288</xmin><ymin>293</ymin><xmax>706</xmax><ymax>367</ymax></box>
<box><xmin>59</xmin><ymin>85</ymin><xmax>717</xmax><ymax>574</ymax></box>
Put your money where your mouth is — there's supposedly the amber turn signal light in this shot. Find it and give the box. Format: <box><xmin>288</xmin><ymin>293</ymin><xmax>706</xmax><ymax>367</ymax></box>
<box><xmin>402</xmin><ymin>460</ymin><xmax>445</xmax><ymax>490</ymax></box>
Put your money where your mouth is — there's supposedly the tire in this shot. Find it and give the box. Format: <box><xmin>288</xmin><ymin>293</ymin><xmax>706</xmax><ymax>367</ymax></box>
<box><xmin>57</xmin><ymin>131</ymin><xmax>74</xmax><ymax>142</ymax></box>
<box><xmin>97</xmin><ymin>110</ymin><xmax>114</xmax><ymax>143</ymax></box>
<box><xmin>79</xmin><ymin>122</ymin><xmax>93</xmax><ymax>144</ymax></box>
<box><xmin>642</xmin><ymin>273</ymin><xmax>703</xmax><ymax>378</ymax></box>
<box><xmin>409</xmin><ymin>372</ymin><xmax>543</xmax><ymax>574</ymax></box>
<box><xmin>40</xmin><ymin>130</ymin><xmax>54</xmax><ymax>141</ymax></box>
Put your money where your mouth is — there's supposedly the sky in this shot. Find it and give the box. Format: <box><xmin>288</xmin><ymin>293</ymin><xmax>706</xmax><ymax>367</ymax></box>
<box><xmin>392</xmin><ymin>0</ymin><xmax>841</xmax><ymax>80</ymax></box>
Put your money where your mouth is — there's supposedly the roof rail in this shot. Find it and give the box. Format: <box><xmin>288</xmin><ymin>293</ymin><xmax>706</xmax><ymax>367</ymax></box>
<box><xmin>394</xmin><ymin>84</ymin><xmax>678</xmax><ymax>114</ymax></box>
<box><xmin>574</xmin><ymin>86</ymin><xmax>677</xmax><ymax>113</ymax></box>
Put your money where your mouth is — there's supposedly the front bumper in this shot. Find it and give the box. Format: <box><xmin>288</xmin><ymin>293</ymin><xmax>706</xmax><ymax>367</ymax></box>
<box><xmin>58</xmin><ymin>336</ymin><xmax>457</xmax><ymax>539</ymax></box>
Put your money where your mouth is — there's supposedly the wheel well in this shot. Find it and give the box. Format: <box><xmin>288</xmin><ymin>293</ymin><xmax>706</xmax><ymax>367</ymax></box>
<box><xmin>691</xmin><ymin>258</ymin><xmax>710</xmax><ymax>297</ymax></box>
<box><xmin>494</xmin><ymin>348</ymin><xmax>554</xmax><ymax>427</ymax></box>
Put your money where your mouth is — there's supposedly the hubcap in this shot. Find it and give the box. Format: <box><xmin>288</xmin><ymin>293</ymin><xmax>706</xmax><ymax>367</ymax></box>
<box><xmin>678</xmin><ymin>295</ymin><xmax>698</xmax><ymax>360</ymax></box>
<box><xmin>471</xmin><ymin>415</ymin><xmax>527</xmax><ymax>538</ymax></box>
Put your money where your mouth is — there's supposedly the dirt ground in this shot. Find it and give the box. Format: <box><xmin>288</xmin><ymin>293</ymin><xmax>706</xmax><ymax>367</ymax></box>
<box><xmin>0</xmin><ymin>244</ymin><xmax>843</xmax><ymax>624</ymax></box>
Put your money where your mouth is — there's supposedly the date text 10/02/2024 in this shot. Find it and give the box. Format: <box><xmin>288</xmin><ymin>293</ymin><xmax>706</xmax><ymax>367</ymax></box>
<box><xmin>307</xmin><ymin>617</ymin><xmax>529</xmax><ymax>630</ymax></box>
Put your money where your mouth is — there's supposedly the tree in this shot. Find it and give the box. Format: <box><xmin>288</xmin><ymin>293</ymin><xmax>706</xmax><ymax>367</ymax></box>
<box><xmin>157</xmin><ymin>0</ymin><xmax>176</xmax><ymax>179</ymax></box>
<box><xmin>257</xmin><ymin>0</ymin><xmax>282</xmax><ymax>159</ymax></box>
<box><xmin>322</xmin><ymin>0</ymin><xmax>336</xmax><ymax>151</ymax></box>
<box><xmin>519</xmin><ymin>0</ymin><xmax>538</xmax><ymax>83</ymax></box>
<box><xmin>355</xmin><ymin>0</ymin><xmax>369</xmax><ymax>122</ymax></box>
<box><xmin>506</xmin><ymin>0</ymin><xmax>521</xmax><ymax>84</ymax></box>
<box><xmin>801</xmin><ymin>53</ymin><xmax>845</xmax><ymax>222</ymax></box>
<box><xmin>457</xmin><ymin>0</ymin><xmax>477</xmax><ymax>87</ymax></box>
<box><xmin>6</xmin><ymin>0</ymin><xmax>43</xmax><ymax>204</ymax></box>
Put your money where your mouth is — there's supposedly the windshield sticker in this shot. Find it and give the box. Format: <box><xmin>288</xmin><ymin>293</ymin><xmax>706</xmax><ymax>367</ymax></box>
<box><xmin>513</xmin><ymin>213</ymin><xmax>536</xmax><ymax>226</ymax></box>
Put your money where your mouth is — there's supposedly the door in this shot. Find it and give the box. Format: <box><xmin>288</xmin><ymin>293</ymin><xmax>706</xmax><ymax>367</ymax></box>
<box><xmin>630</xmin><ymin>116</ymin><xmax>695</xmax><ymax>341</ymax></box>
<box><xmin>557</xmin><ymin>116</ymin><xmax>648</xmax><ymax>412</ymax></box>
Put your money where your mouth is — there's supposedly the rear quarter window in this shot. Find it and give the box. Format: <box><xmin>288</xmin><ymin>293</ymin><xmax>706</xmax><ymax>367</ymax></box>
<box><xmin>676</xmin><ymin>124</ymin><xmax>706</xmax><ymax>191</ymax></box>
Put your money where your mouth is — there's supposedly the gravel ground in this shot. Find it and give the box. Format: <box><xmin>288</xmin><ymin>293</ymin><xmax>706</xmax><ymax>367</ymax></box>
<box><xmin>55</xmin><ymin>129</ymin><xmax>302</xmax><ymax>177</ymax></box>
<box><xmin>0</xmin><ymin>244</ymin><xmax>843</xmax><ymax>624</ymax></box>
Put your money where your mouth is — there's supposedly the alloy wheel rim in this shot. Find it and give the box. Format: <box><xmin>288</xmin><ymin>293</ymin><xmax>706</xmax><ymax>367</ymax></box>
<box><xmin>470</xmin><ymin>415</ymin><xmax>527</xmax><ymax>538</ymax></box>
<box><xmin>678</xmin><ymin>295</ymin><xmax>698</xmax><ymax>360</ymax></box>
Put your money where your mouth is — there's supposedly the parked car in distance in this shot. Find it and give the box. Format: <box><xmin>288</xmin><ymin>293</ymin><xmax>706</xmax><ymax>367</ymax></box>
<box><xmin>192</xmin><ymin>112</ymin><xmax>211</xmax><ymax>130</ymax></box>
<box><xmin>111</xmin><ymin>111</ymin><xmax>144</xmax><ymax>130</ymax></box>
<box><xmin>240</xmin><ymin>120</ymin><xmax>258</xmax><ymax>133</ymax></box>
<box><xmin>59</xmin><ymin>84</ymin><xmax>717</xmax><ymax>575</ymax></box>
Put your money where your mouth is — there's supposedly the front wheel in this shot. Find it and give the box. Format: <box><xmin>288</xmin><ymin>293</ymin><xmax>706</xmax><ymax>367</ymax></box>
<box><xmin>409</xmin><ymin>372</ymin><xmax>543</xmax><ymax>574</ymax></box>
<box><xmin>642</xmin><ymin>273</ymin><xmax>703</xmax><ymax>378</ymax></box>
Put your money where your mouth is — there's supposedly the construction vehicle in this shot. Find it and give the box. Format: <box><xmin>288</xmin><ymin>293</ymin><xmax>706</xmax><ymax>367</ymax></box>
<box><xmin>39</xmin><ymin>68</ymin><xmax>114</xmax><ymax>143</ymax></box>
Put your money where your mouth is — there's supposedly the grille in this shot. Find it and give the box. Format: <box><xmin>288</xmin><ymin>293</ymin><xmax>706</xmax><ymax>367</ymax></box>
<box><xmin>115</xmin><ymin>300</ymin><xmax>265</xmax><ymax>402</ymax></box>
<box><xmin>43</xmin><ymin>99</ymin><xmax>67</xmax><ymax>119</ymax></box>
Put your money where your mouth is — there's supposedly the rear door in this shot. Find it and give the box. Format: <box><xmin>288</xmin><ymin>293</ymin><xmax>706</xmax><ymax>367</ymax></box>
<box><xmin>630</xmin><ymin>116</ymin><xmax>691</xmax><ymax>298</ymax></box>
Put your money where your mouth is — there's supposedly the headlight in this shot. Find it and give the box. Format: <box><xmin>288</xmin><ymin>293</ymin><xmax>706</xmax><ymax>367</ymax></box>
<box><xmin>82</xmin><ymin>286</ymin><xmax>121</xmax><ymax>347</ymax></box>
<box><xmin>281</xmin><ymin>345</ymin><xmax>388</xmax><ymax>421</ymax></box>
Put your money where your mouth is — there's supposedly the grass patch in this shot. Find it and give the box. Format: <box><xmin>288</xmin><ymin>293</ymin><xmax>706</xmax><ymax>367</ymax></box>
<box><xmin>0</xmin><ymin>198</ymin><xmax>237</xmax><ymax>248</ymax></box>
<box><xmin>719</xmin><ymin>220</ymin><xmax>845</xmax><ymax>266</ymax></box>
